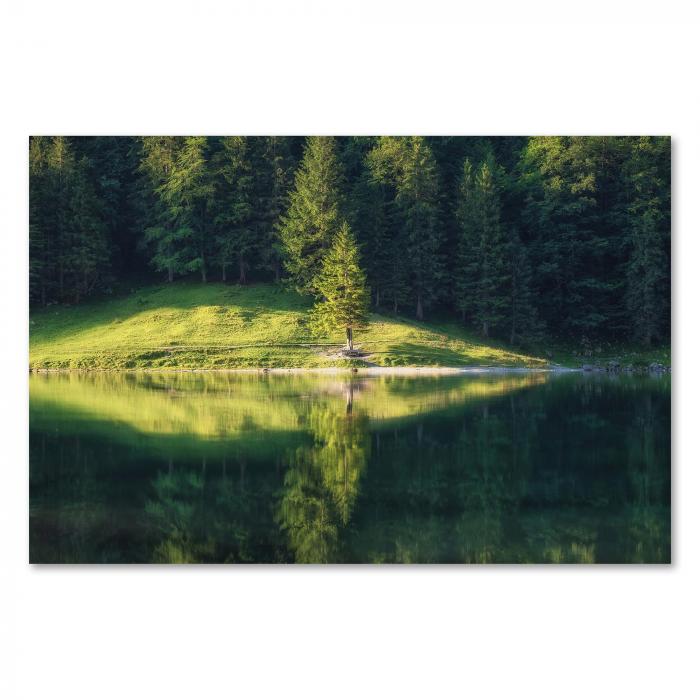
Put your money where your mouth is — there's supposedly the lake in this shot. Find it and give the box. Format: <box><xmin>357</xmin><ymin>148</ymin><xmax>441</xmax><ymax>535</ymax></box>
<box><xmin>29</xmin><ymin>370</ymin><xmax>671</xmax><ymax>564</ymax></box>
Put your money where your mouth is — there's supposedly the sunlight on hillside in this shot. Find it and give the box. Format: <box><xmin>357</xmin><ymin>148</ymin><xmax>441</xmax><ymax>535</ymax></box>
<box><xmin>29</xmin><ymin>283</ymin><xmax>547</xmax><ymax>369</ymax></box>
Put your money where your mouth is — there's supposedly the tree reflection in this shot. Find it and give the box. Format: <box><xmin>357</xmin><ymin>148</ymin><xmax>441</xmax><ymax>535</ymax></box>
<box><xmin>146</xmin><ymin>468</ymin><xmax>209</xmax><ymax>563</ymax></box>
<box><xmin>145</xmin><ymin>454</ymin><xmax>272</xmax><ymax>563</ymax></box>
<box><xmin>276</xmin><ymin>380</ymin><xmax>370</xmax><ymax>563</ymax></box>
<box><xmin>622</xmin><ymin>391</ymin><xmax>671</xmax><ymax>563</ymax></box>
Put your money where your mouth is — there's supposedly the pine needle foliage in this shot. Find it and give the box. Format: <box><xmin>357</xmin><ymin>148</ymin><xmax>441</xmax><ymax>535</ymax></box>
<box><xmin>278</xmin><ymin>136</ymin><xmax>343</xmax><ymax>295</ymax></box>
<box><xmin>311</xmin><ymin>222</ymin><xmax>370</xmax><ymax>350</ymax></box>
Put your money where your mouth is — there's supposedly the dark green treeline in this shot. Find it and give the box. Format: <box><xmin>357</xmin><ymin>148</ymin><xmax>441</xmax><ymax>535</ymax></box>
<box><xmin>29</xmin><ymin>136</ymin><xmax>671</xmax><ymax>346</ymax></box>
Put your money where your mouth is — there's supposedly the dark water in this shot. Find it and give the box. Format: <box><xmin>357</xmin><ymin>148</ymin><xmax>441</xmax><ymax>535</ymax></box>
<box><xmin>29</xmin><ymin>370</ymin><xmax>671</xmax><ymax>564</ymax></box>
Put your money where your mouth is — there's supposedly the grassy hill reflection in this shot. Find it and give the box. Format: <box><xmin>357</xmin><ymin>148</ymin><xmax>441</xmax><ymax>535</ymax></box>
<box><xmin>29</xmin><ymin>371</ymin><xmax>546</xmax><ymax>458</ymax></box>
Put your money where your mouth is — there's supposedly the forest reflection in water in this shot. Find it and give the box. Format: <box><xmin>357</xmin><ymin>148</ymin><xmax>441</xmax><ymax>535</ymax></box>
<box><xmin>29</xmin><ymin>370</ymin><xmax>671</xmax><ymax>564</ymax></box>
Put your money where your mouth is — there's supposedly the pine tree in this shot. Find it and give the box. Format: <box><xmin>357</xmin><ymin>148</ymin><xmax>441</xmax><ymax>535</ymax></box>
<box><xmin>347</xmin><ymin>171</ymin><xmax>392</xmax><ymax>307</ymax></box>
<box><xmin>72</xmin><ymin>136</ymin><xmax>142</xmax><ymax>274</ymax></box>
<box><xmin>384</xmin><ymin>237</ymin><xmax>411</xmax><ymax>314</ymax></box>
<box><xmin>625</xmin><ymin>137</ymin><xmax>671</xmax><ymax>346</ymax></box>
<box><xmin>475</xmin><ymin>160</ymin><xmax>511</xmax><ymax>337</ymax></box>
<box><xmin>29</xmin><ymin>137</ymin><xmax>50</xmax><ymax>305</ymax></box>
<box><xmin>519</xmin><ymin>136</ymin><xmax>629</xmax><ymax>340</ymax></box>
<box><xmin>28</xmin><ymin>202</ymin><xmax>45</xmax><ymax>305</ymax></box>
<box><xmin>212</xmin><ymin>137</ymin><xmax>255</xmax><ymax>283</ymax></box>
<box><xmin>251</xmin><ymin>136</ymin><xmax>295</xmax><ymax>281</ymax></box>
<box><xmin>367</xmin><ymin>136</ymin><xmax>443</xmax><ymax>320</ymax></box>
<box><xmin>454</xmin><ymin>158</ymin><xmax>481</xmax><ymax>322</ymax></box>
<box><xmin>65</xmin><ymin>158</ymin><xmax>112</xmax><ymax>303</ymax></box>
<box><xmin>399</xmin><ymin>137</ymin><xmax>444</xmax><ymax>321</ymax></box>
<box><xmin>45</xmin><ymin>136</ymin><xmax>76</xmax><ymax>301</ymax></box>
<box><xmin>311</xmin><ymin>222</ymin><xmax>370</xmax><ymax>351</ymax></box>
<box><xmin>161</xmin><ymin>136</ymin><xmax>214</xmax><ymax>282</ymax></box>
<box><xmin>29</xmin><ymin>137</ymin><xmax>111</xmax><ymax>305</ymax></box>
<box><xmin>278</xmin><ymin>136</ymin><xmax>343</xmax><ymax>295</ymax></box>
<box><xmin>139</xmin><ymin>136</ymin><xmax>187</xmax><ymax>282</ymax></box>
<box><xmin>454</xmin><ymin>157</ymin><xmax>511</xmax><ymax>337</ymax></box>
<box><xmin>509</xmin><ymin>228</ymin><xmax>542</xmax><ymax>345</ymax></box>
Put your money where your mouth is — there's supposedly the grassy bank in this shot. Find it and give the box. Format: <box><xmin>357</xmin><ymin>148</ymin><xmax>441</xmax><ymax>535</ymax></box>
<box><xmin>29</xmin><ymin>282</ymin><xmax>550</xmax><ymax>369</ymax></box>
<box><xmin>30</xmin><ymin>282</ymin><xmax>670</xmax><ymax>370</ymax></box>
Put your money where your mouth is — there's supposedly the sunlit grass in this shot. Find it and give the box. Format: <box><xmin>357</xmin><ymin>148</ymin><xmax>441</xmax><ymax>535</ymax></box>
<box><xmin>29</xmin><ymin>282</ymin><xmax>548</xmax><ymax>369</ymax></box>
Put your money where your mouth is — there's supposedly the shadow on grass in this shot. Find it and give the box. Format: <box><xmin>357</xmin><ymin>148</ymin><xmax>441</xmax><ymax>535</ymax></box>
<box><xmin>371</xmin><ymin>341</ymin><xmax>545</xmax><ymax>368</ymax></box>
<box><xmin>371</xmin><ymin>342</ymin><xmax>480</xmax><ymax>367</ymax></box>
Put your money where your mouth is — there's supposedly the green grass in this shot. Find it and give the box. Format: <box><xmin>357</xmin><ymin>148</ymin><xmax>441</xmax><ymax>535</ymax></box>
<box><xmin>29</xmin><ymin>282</ymin><xmax>551</xmax><ymax>369</ymax></box>
<box><xmin>543</xmin><ymin>342</ymin><xmax>671</xmax><ymax>370</ymax></box>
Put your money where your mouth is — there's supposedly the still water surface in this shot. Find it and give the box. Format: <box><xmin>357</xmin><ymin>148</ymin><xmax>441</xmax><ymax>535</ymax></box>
<box><xmin>29</xmin><ymin>371</ymin><xmax>671</xmax><ymax>563</ymax></box>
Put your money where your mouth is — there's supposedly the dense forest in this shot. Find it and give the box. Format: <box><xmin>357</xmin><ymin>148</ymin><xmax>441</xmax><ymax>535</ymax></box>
<box><xmin>28</xmin><ymin>136</ymin><xmax>671</xmax><ymax>347</ymax></box>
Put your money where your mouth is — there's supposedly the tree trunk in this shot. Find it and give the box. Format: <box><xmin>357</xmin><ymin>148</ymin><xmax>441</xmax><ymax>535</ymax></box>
<box><xmin>416</xmin><ymin>296</ymin><xmax>424</xmax><ymax>321</ymax></box>
<box><xmin>168</xmin><ymin>264</ymin><xmax>173</xmax><ymax>283</ymax></box>
<box><xmin>274</xmin><ymin>261</ymin><xmax>280</xmax><ymax>283</ymax></box>
<box><xmin>222</xmin><ymin>264</ymin><xmax>227</xmax><ymax>282</ymax></box>
<box><xmin>201</xmin><ymin>262</ymin><xmax>207</xmax><ymax>283</ymax></box>
<box><xmin>482</xmin><ymin>320</ymin><xmax>489</xmax><ymax>337</ymax></box>
<box><xmin>375</xmin><ymin>288</ymin><xmax>380</xmax><ymax>307</ymax></box>
<box><xmin>346</xmin><ymin>381</ymin><xmax>354</xmax><ymax>415</ymax></box>
<box><xmin>346</xmin><ymin>327</ymin><xmax>353</xmax><ymax>351</ymax></box>
<box><xmin>239</xmin><ymin>257</ymin><xmax>246</xmax><ymax>284</ymax></box>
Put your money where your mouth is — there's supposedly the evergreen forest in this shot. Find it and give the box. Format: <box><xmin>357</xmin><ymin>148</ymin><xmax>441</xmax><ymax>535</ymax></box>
<box><xmin>29</xmin><ymin>136</ymin><xmax>671</xmax><ymax>348</ymax></box>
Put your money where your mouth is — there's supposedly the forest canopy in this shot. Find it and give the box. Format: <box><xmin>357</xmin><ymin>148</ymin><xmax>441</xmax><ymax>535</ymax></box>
<box><xmin>28</xmin><ymin>136</ymin><xmax>671</xmax><ymax>347</ymax></box>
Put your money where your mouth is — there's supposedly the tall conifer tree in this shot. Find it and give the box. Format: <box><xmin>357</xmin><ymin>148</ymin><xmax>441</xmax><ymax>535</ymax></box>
<box><xmin>367</xmin><ymin>136</ymin><xmax>443</xmax><ymax>320</ymax></box>
<box><xmin>140</xmin><ymin>136</ymin><xmax>187</xmax><ymax>282</ymax></box>
<box><xmin>474</xmin><ymin>160</ymin><xmax>511</xmax><ymax>337</ymax></box>
<box><xmin>625</xmin><ymin>137</ymin><xmax>671</xmax><ymax>345</ymax></box>
<box><xmin>311</xmin><ymin>222</ymin><xmax>370</xmax><ymax>351</ymax></box>
<box><xmin>29</xmin><ymin>137</ymin><xmax>111</xmax><ymax>304</ymax></box>
<box><xmin>454</xmin><ymin>158</ymin><xmax>480</xmax><ymax>322</ymax></box>
<box><xmin>161</xmin><ymin>136</ymin><xmax>214</xmax><ymax>282</ymax></box>
<box><xmin>278</xmin><ymin>136</ymin><xmax>343</xmax><ymax>295</ymax></box>
<box><xmin>66</xmin><ymin>158</ymin><xmax>111</xmax><ymax>302</ymax></box>
<box><xmin>212</xmin><ymin>136</ymin><xmax>255</xmax><ymax>283</ymax></box>
<box><xmin>29</xmin><ymin>137</ymin><xmax>50</xmax><ymax>305</ymax></box>
<box><xmin>509</xmin><ymin>228</ymin><xmax>542</xmax><ymax>344</ymax></box>
<box><xmin>252</xmin><ymin>136</ymin><xmax>295</xmax><ymax>281</ymax></box>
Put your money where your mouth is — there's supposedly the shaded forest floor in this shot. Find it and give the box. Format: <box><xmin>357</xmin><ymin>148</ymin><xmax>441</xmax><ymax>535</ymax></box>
<box><xmin>28</xmin><ymin>282</ymin><xmax>669</xmax><ymax>370</ymax></box>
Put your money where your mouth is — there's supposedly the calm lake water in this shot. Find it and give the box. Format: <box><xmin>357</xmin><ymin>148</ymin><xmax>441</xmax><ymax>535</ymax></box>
<box><xmin>29</xmin><ymin>370</ymin><xmax>671</xmax><ymax>564</ymax></box>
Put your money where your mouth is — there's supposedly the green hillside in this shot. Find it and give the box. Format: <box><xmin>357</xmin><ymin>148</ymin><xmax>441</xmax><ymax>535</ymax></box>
<box><xmin>29</xmin><ymin>282</ymin><xmax>549</xmax><ymax>370</ymax></box>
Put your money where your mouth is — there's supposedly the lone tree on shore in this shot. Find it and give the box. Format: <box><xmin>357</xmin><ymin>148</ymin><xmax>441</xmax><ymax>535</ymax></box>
<box><xmin>312</xmin><ymin>222</ymin><xmax>370</xmax><ymax>352</ymax></box>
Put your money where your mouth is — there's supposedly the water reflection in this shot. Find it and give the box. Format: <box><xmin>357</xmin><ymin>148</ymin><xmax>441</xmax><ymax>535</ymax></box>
<box><xmin>29</xmin><ymin>371</ymin><xmax>671</xmax><ymax>563</ymax></box>
<box><xmin>277</xmin><ymin>383</ymin><xmax>370</xmax><ymax>562</ymax></box>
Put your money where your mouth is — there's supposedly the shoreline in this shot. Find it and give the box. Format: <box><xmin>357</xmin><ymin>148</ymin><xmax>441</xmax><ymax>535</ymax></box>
<box><xmin>30</xmin><ymin>365</ymin><xmax>576</xmax><ymax>375</ymax></box>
